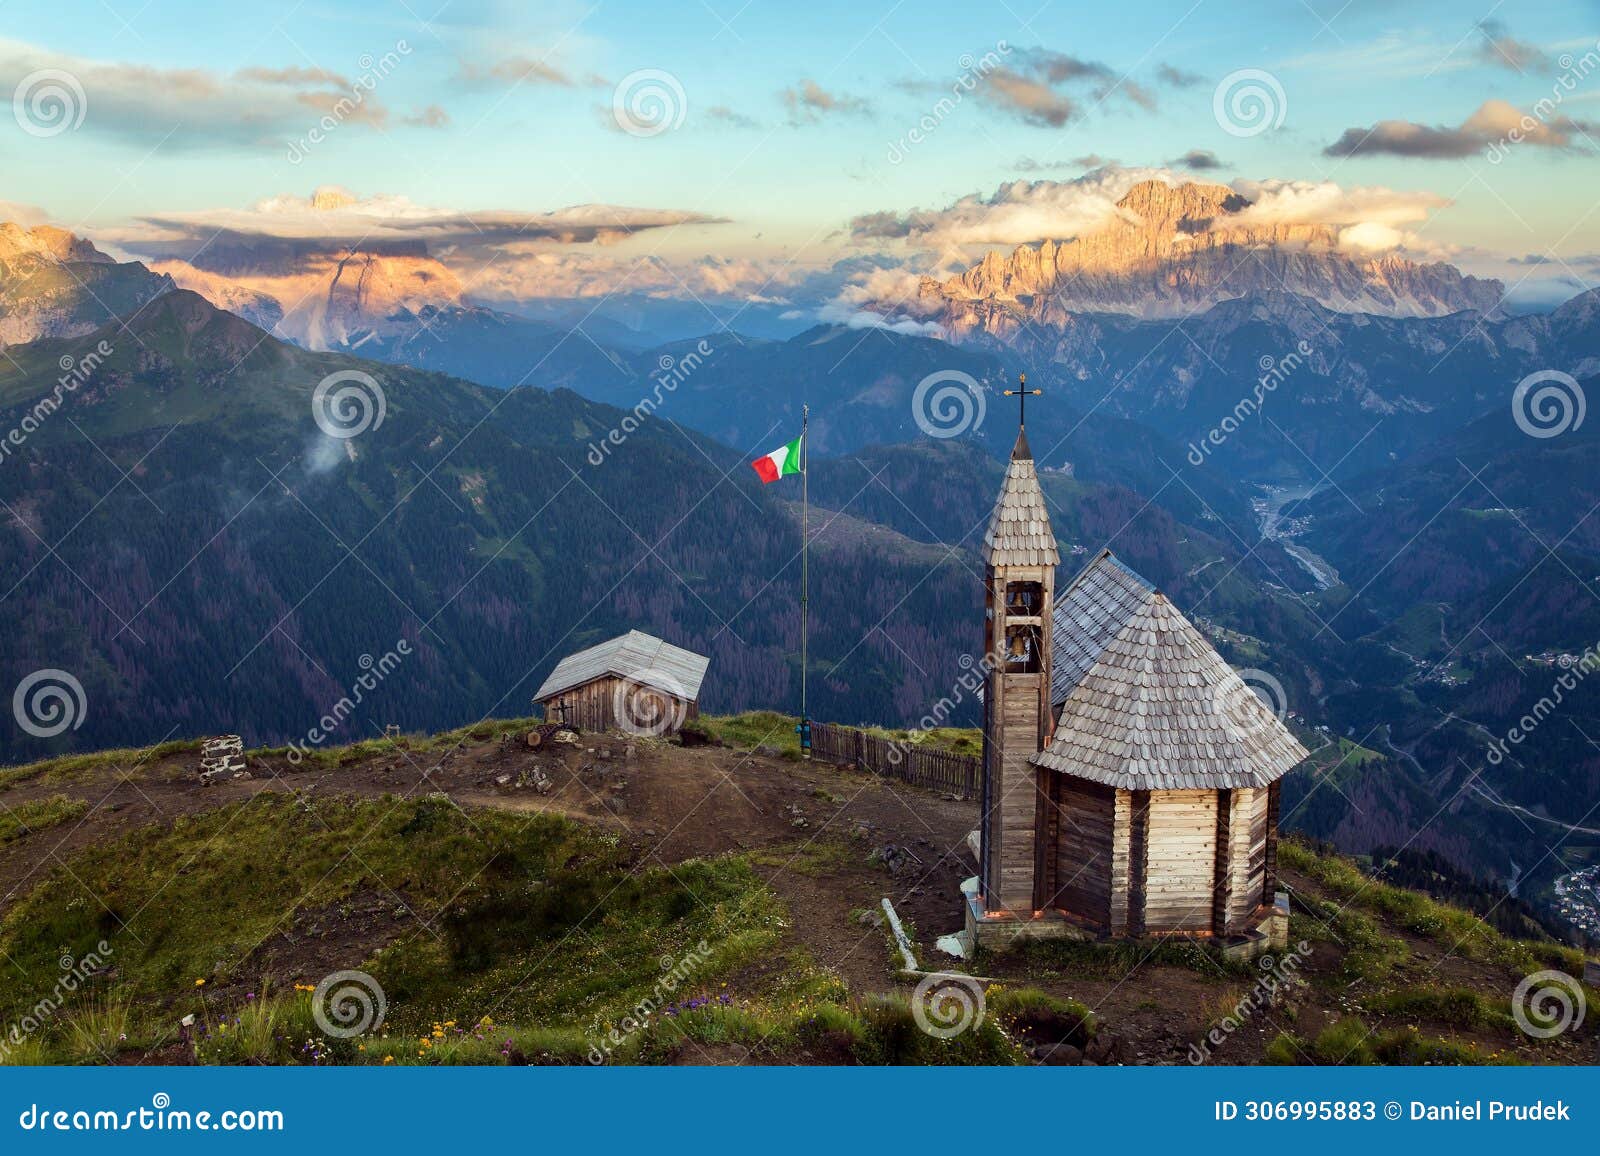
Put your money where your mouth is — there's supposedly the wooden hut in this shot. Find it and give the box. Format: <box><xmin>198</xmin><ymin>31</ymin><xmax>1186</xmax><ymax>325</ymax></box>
<box><xmin>970</xmin><ymin>427</ymin><xmax>1307</xmax><ymax>955</ymax></box>
<box><xmin>533</xmin><ymin>630</ymin><xmax>709</xmax><ymax>736</ymax></box>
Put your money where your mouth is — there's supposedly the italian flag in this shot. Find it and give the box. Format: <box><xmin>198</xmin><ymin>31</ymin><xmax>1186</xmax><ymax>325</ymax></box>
<box><xmin>750</xmin><ymin>433</ymin><xmax>803</xmax><ymax>484</ymax></box>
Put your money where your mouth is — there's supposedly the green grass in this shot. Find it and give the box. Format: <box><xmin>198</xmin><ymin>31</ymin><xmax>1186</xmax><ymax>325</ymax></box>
<box><xmin>986</xmin><ymin>985</ymin><xmax>1096</xmax><ymax>1046</ymax></box>
<box><xmin>248</xmin><ymin>715</ymin><xmax>545</xmax><ymax>769</ymax></box>
<box><xmin>1367</xmin><ymin>986</ymin><xmax>1513</xmax><ymax>1031</ymax></box>
<box><xmin>695</xmin><ymin>711</ymin><xmax>803</xmax><ymax>756</ymax></box>
<box><xmin>1281</xmin><ymin>838</ymin><xmax>1584</xmax><ymax>976</ymax></box>
<box><xmin>0</xmin><ymin>793</ymin><xmax>89</xmax><ymax>843</ymax></box>
<box><xmin>1267</xmin><ymin>1017</ymin><xmax>1503</xmax><ymax>1066</ymax></box>
<box><xmin>1310</xmin><ymin>737</ymin><xmax>1384</xmax><ymax>769</ymax></box>
<box><xmin>1009</xmin><ymin>933</ymin><xmax>1253</xmax><ymax>980</ymax></box>
<box><xmin>0</xmin><ymin>791</ymin><xmax>792</xmax><ymax>1061</ymax></box>
<box><xmin>859</xmin><ymin>725</ymin><xmax>982</xmax><ymax>756</ymax></box>
<box><xmin>0</xmin><ymin>780</ymin><xmax>1043</xmax><ymax>1066</ymax></box>
<box><xmin>1293</xmin><ymin>898</ymin><xmax>1410</xmax><ymax>984</ymax></box>
<box><xmin>0</xmin><ymin>740</ymin><xmax>202</xmax><ymax>792</ymax></box>
<box><xmin>697</xmin><ymin>713</ymin><xmax>983</xmax><ymax>760</ymax></box>
<box><xmin>0</xmin><ymin>717</ymin><xmax>551</xmax><ymax>792</ymax></box>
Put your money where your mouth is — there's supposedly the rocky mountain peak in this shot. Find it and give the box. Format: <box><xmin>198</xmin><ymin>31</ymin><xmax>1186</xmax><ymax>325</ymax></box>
<box><xmin>0</xmin><ymin>222</ymin><xmax>114</xmax><ymax>265</ymax></box>
<box><xmin>909</xmin><ymin>180</ymin><xmax>1504</xmax><ymax>341</ymax></box>
<box><xmin>309</xmin><ymin>185</ymin><xmax>359</xmax><ymax>212</ymax></box>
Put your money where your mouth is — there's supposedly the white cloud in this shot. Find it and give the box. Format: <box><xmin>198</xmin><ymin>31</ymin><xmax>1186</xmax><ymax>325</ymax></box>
<box><xmin>850</xmin><ymin>167</ymin><xmax>1176</xmax><ymax>249</ymax></box>
<box><xmin>0</xmin><ymin>37</ymin><xmax>441</xmax><ymax>149</ymax></box>
<box><xmin>1228</xmin><ymin>178</ymin><xmax>1449</xmax><ymax>232</ymax></box>
<box><xmin>854</xmin><ymin>169</ymin><xmax>1456</xmax><ymax>259</ymax></box>
<box><xmin>119</xmin><ymin>187</ymin><xmax>719</xmax><ymax>253</ymax></box>
<box><xmin>0</xmin><ymin>200</ymin><xmax>50</xmax><ymax>227</ymax></box>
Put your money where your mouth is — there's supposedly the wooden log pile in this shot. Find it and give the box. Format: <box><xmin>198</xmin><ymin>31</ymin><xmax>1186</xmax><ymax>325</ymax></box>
<box><xmin>525</xmin><ymin>723</ymin><xmax>581</xmax><ymax>750</ymax></box>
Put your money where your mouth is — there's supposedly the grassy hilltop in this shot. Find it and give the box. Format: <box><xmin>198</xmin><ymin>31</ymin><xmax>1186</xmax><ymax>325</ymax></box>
<box><xmin>0</xmin><ymin>714</ymin><xmax>1593</xmax><ymax>1066</ymax></box>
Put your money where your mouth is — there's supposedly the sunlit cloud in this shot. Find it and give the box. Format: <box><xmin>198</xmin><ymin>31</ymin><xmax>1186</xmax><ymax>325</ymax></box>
<box><xmin>1324</xmin><ymin>99</ymin><xmax>1597</xmax><ymax>158</ymax></box>
<box><xmin>0</xmin><ymin>37</ymin><xmax>443</xmax><ymax>149</ymax></box>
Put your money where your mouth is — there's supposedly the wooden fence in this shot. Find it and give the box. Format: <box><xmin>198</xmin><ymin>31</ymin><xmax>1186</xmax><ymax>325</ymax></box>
<box><xmin>810</xmin><ymin>721</ymin><xmax>979</xmax><ymax>799</ymax></box>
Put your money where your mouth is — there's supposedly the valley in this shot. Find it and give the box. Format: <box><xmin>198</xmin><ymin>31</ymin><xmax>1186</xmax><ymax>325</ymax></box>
<box><xmin>1253</xmin><ymin>483</ymin><xmax>1339</xmax><ymax>591</ymax></box>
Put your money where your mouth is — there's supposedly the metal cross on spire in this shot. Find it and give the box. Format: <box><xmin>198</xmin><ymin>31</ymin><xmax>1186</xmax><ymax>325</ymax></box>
<box><xmin>1003</xmin><ymin>373</ymin><xmax>1042</xmax><ymax>428</ymax></box>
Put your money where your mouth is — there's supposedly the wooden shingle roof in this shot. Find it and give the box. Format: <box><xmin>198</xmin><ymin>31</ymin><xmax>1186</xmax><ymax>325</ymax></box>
<box><xmin>533</xmin><ymin>630</ymin><xmax>709</xmax><ymax>703</ymax></box>
<box><xmin>1035</xmin><ymin>551</ymin><xmax>1308</xmax><ymax>790</ymax></box>
<box><xmin>982</xmin><ymin>429</ymin><xmax>1060</xmax><ymax>569</ymax></box>
<box><xmin>1050</xmin><ymin>549</ymin><xmax>1156</xmax><ymax>706</ymax></box>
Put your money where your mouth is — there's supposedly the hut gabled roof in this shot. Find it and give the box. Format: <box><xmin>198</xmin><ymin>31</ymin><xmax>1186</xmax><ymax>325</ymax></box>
<box><xmin>1035</xmin><ymin>551</ymin><xmax>1308</xmax><ymax>790</ymax></box>
<box><xmin>982</xmin><ymin>429</ymin><xmax>1060</xmax><ymax>569</ymax></box>
<box><xmin>533</xmin><ymin>630</ymin><xmax>708</xmax><ymax>703</ymax></box>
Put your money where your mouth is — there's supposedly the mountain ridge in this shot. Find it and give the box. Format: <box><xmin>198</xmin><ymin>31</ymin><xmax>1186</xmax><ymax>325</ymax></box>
<box><xmin>910</xmin><ymin>179</ymin><xmax>1506</xmax><ymax>332</ymax></box>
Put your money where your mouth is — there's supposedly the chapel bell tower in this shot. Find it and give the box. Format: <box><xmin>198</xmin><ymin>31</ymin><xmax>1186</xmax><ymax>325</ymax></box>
<box><xmin>979</xmin><ymin>376</ymin><xmax>1059</xmax><ymax>915</ymax></box>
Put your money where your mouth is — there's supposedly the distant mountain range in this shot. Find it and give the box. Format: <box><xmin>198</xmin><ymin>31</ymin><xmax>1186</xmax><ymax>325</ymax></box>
<box><xmin>4</xmin><ymin>207</ymin><xmax>1600</xmax><ymax>921</ymax></box>
<box><xmin>909</xmin><ymin>179</ymin><xmax>1505</xmax><ymax>329</ymax></box>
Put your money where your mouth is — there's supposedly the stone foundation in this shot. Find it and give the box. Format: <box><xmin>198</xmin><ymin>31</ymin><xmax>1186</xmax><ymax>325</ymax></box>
<box><xmin>961</xmin><ymin>878</ymin><xmax>1095</xmax><ymax>950</ymax></box>
<box><xmin>961</xmin><ymin>878</ymin><xmax>1292</xmax><ymax>957</ymax></box>
<box><xmin>1218</xmin><ymin>894</ymin><xmax>1291</xmax><ymax>963</ymax></box>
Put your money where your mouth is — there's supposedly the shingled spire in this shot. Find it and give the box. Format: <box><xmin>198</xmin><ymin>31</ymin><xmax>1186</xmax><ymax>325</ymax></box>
<box><xmin>981</xmin><ymin>432</ymin><xmax>1059</xmax><ymax>568</ymax></box>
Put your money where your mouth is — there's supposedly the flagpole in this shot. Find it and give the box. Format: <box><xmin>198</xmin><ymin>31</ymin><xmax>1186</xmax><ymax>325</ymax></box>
<box><xmin>799</xmin><ymin>403</ymin><xmax>810</xmax><ymax>759</ymax></box>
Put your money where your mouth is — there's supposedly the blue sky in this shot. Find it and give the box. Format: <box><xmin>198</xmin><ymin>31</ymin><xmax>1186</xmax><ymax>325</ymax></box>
<box><xmin>3</xmin><ymin>0</ymin><xmax>1598</xmax><ymax>305</ymax></box>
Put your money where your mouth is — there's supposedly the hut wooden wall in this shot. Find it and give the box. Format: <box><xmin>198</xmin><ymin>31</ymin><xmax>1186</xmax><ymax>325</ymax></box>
<box><xmin>1225</xmin><ymin>786</ymin><xmax>1272</xmax><ymax>929</ymax></box>
<box><xmin>539</xmin><ymin>677</ymin><xmax>696</xmax><ymax>735</ymax></box>
<box><xmin>1109</xmin><ymin>789</ymin><xmax>1137</xmax><ymax>934</ymax></box>
<box><xmin>1044</xmin><ymin>777</ymin><xmax>1115</xmax><ymax>924</ymax></box>
<box><xmin>1143</xmin><ymin>789</ymin><xmax>1218</xmax><ymax>932</ymax></box>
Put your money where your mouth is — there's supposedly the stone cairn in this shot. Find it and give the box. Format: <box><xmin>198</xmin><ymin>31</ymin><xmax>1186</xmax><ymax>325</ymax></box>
<box><xmin>199</xmin><ymin>735</ymin><xmax>249</xmax><ymax>785</ymax></box>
